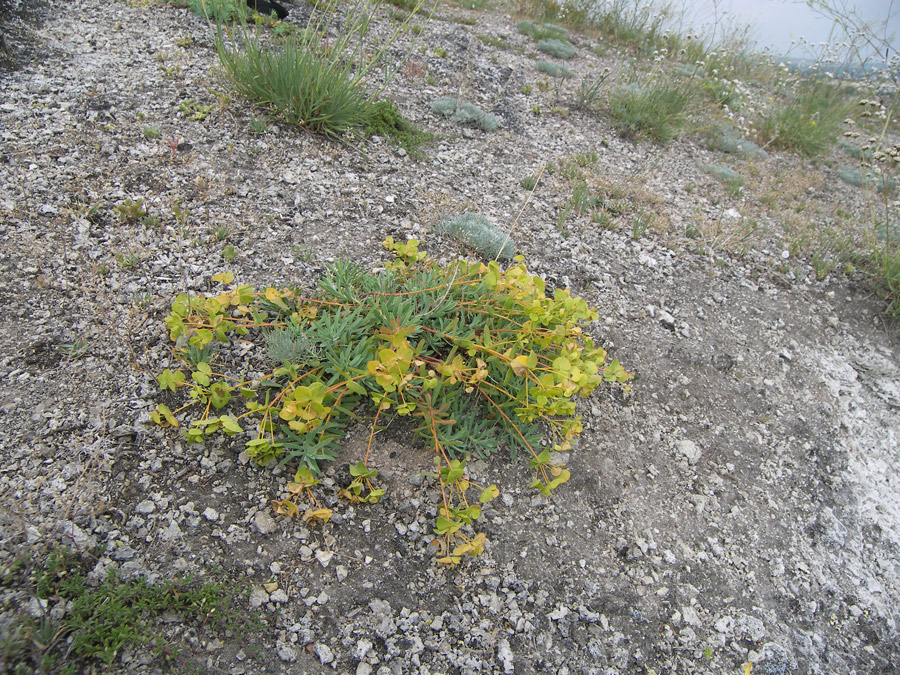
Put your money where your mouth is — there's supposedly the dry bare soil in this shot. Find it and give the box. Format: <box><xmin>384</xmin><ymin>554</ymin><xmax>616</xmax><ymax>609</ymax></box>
<box><xmin>1</xmin><ymin>1</ymin><xmax>899</xmax><ymax>673</ymax></box>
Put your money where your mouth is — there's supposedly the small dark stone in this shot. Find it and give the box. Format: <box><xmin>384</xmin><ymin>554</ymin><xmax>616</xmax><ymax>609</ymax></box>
<box><xmin>711</xmin><ymin>353</ymin><xmax>735</xmax><ymax>373</ymax></box>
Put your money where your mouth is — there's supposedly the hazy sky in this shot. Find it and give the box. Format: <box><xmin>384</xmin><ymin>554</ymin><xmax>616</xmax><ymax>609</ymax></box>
<box><xmin>679</xmin><ymin>0</ymin><xmax>898</xmax><ymax>58</ymax></box>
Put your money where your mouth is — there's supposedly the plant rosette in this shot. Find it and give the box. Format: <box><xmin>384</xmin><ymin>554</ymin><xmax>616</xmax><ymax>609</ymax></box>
<box><xmin>153</xmin><ymin>240</ymin><xmax>631</xmax><ymax>562</ymax></box>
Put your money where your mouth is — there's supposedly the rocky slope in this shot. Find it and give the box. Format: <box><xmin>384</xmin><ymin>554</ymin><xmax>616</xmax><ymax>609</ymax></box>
<box><xmin>0</xmin><ymin>0</ymin><xmax>898</xmax><ymax>673</ymax></box>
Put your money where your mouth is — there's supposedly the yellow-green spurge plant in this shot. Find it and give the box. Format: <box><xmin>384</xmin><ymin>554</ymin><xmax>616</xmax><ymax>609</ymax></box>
<box><xmin>154</xmin><ymin>239</ymin><xmax>630</xmax><ymax>564</ymax></box>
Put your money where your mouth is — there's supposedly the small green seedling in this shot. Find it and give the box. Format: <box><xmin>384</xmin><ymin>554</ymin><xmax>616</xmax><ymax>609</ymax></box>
<box><xmin>114</xmin><ymin>198</ymin><xmax>146</xmax><ymax>224</ymax></box>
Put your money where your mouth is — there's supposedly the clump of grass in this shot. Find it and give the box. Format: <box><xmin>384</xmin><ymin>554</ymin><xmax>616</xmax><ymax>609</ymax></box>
<box><xmin>873</xmin><ymin>247</ymin><xmax>900</xmax><ymax>315</ymax></box>
<box><xmin>589</xmin><ymin>0</ymin><xmax>672</xmax><ymax>52</ymax></box>
<box><xmin>516</xmin><ymin>0</ymin><xmax>591</xmax><ymax>31</ymax></box>
<box><xmin>536</xmin><ymin>37</ymin><xmax>575</xmax><ymax>60</ymax></box>
<box><xmin>520</xmin><ymin>174</ymin><xmax>538</xmax><ymax>190</ymax></box>
<box><xmin>216</xmin><ymin>29</ymin><xmax>370</xmax><ymax>138</ymax></box>
<box><xmin>434</xmin><ymin>213</ymin><xmax>516</xmax><ymax>259</ymax></box>
<box><xmin>250</xmin><ymin>117</ymin><xmax>268</xmax><ymax>135</ymax></box>
<box><xmin>536</xmin><ymin>60</ymin><xmax>573</xmax><ymax>78</ymax></box>
<box><xmin>757</xmin><ymin>79</ymin><xmax>853</xmax><ymax>156</ymax></box>
<box><xmin>608</xmin><ymin>81</ymin><xmax>689</xmax><ymax>143</ymax></box>
<box><xmin>575</xmin><ymin>67</ymin><xmax>612</xmax><ymax>108</ymax></box>
<box><xmin>431</xmin><ymin>97</ymin><xmax>500</xmax><ymax>132</ymax></box>
<box><xmin>215</xmin><ymin>0</ymin><xmax>422</xmax><ymax>139</ymax></box>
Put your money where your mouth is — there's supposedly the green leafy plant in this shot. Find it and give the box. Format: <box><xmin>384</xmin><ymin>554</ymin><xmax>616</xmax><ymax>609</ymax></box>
<box><xmin>179</xmin><ymin>99</ymin><xmax>215</xmax><ymax>121</ymax></box>
<box><xmin>60</xmin><ymin>338</ymin><xmax>89</xmax><ymax>360</ymax></box>
<box><xmin>250</xmin><ymin>117</ymin><xmax>268</xmax><ymax>135</ymax></box>
<box><xmin>211</xmin><ymin>225</ymin><xmax>231</xmax><ymax>242</ymax></box>
<box><xmin>141</xmin><ymin>214</ymin><xmax>162</xmax><ymax>229</ymax></box>
<box><xmin>114</xmin><ymin>252</ymin><xmax>141</xmax><ymax>270</ymax></box>
<box><xmin>154</xmin><ymin>242</ymin><xmax>631</xmax><ymax>563</ymax></box>
<box><xmin>133</xmin><ymin>291</ymin><xmax>153</xmax><ymax>309</ymax></box>
<box><xmin>143</xmin><ymin>125</ymin><xmax>160</xmax><ymax>140</ymax></box>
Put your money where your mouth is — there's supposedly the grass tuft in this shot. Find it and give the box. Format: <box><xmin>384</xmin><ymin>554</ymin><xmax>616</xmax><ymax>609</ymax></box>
<box><xmin>216</xmin><ymin>28</ymin><xmax>371</xmax><ymax>138</ymax></box>
<box><xmin>873</xmin><ymin>247</ymin><xmax>900</xmax><ymax>315</ymax></box>
<box><xmin>214</xmin><ymin>0</ymin><xmax>423</xmax><ymax>139</ymax></box>
<box><xmin>179</xmin><ymin>0</ymin><xmax>251</xmax><ymax>23</ymax></box>
<box><xmin>758</xmin><ymin>79</ymin><xmax>852</xmax><ymax>157</ymax></box>
<box><xmin>608</xmin><ymin>82</ymin><xmax>689</xmax><ymax>143</ymax></box>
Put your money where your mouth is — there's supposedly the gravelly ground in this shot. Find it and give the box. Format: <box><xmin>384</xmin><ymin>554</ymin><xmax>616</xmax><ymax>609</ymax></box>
<box><xmin>1</xmin><ymin>1</ymin><xmax>899</xmax><ymax>673</ymax></box>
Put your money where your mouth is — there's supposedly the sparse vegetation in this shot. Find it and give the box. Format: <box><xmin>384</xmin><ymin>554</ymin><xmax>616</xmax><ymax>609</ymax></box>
<box><xmin>0</xmin><ymin>548</ymin><xmax>255</xmax><ymax>672</ymax></box>
<box><xmin>700</xmin><ymin>163</ymin><xmax>745</xmax><ymax>196</ymax></box>
<box><xmin>517</xmin><ymin>20</ymin><xmax>567</xmax><ymax>42</ymax></box>
<box><xmin>177</xmin><ymin>0</ymin><xmax>251</xmax><ymax>23</ymax></box>
<box><xmin>250</xmin><ymin>117</ymin><xmax>268</xmax><ymax>135</ymax></box>
<box><xmin>873</xmin><ymin>247</ymin><xmax>900</xmax><ymax>315</ymax></box>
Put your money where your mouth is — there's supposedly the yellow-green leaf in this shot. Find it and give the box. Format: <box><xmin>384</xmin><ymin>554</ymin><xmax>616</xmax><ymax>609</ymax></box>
<box><xmin>479</xmin><ymin>485</ymin><xmax>499</xmax><ymax>503</ymax></box>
